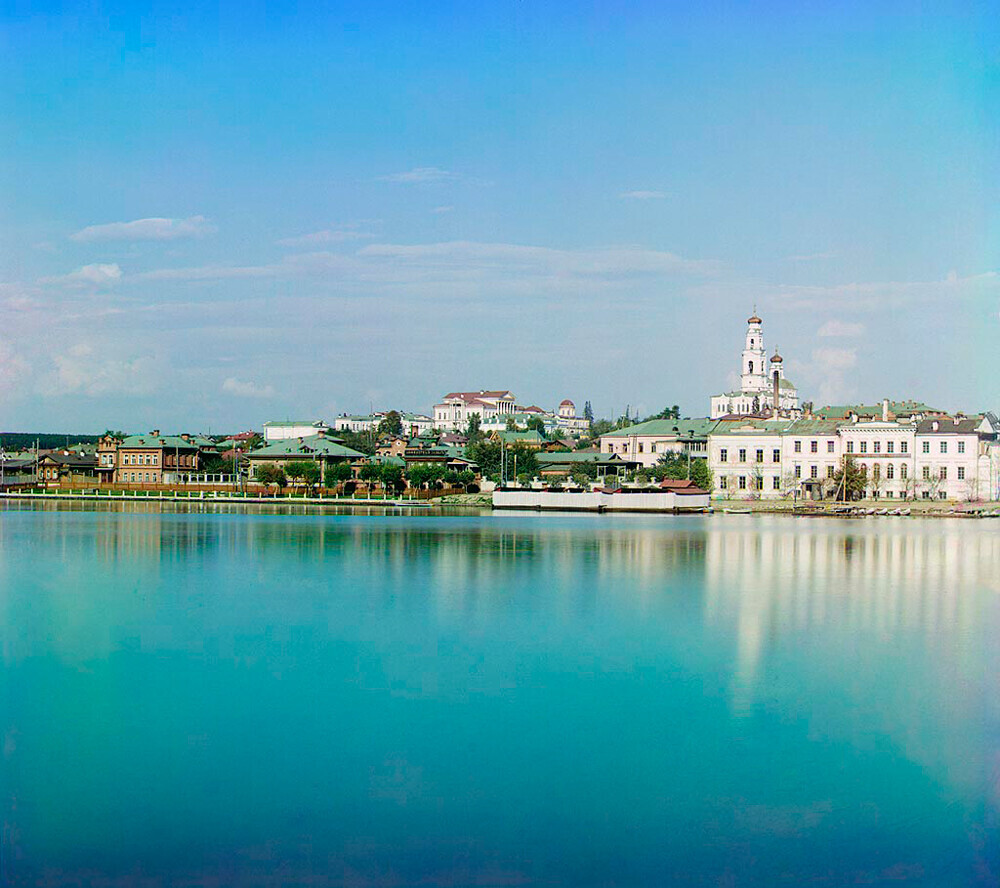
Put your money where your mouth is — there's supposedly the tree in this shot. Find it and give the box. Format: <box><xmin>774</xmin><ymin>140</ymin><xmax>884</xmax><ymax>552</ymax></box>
<box><xmin>510</xmin><ymin>443</ymin><xmax>538</xmax><ymax>479</ymax></box>
<box><xmin>376</xmin><ymin>410</ymin><xmax>404</xmax><ymax>438</ymax></box>
<box><xmin>656</xmin><ymin>453</ymin><xmax>713</xmax><ymax>491</ymax></box>
<box><xmin>583</xmin><ymin>401</ymin><xmax>594</xmax><ymax>422</ymax></box>
<box><xmin>589</xmin><ymin>419</ymin><xmax>614</xmax><ymax>438</ymax></box>
<box><xmin>457</xmin><ymin>470</ymin><xmax>476</xmax><ymax>490</ymax></box>
<box><xmin>338</xmin><ymin>430</ymin><xmax>375</xmax><ymax>455</ymax></box>
<box><xmin>324</xmin><ymin>461</ymin><xmax>354</xmax><ymax>488</ymax></box>
<box><xmin>255</xmin><ymin>464</ymin><xmax>286</xmax><ymax>488</ymax></box>
<box><xmin>525</xmin><ymin>416</ymin><xmax>547</xmax><ymax>437</ymax></box>
<box><xmin>466</xmin><ymin>440</ymin><xmax>501</xmax><ymax>477</ymax></box>
<box><xmin>650</xmin><ymin>405</ymin><xmax>681</xmax><ymax>421</ymax></box>
<box><xmin>285</xmin><ymin>460</ymin><xmax>321</xmax><ymax>486</ymax></box>
<box><xmin>505</xmin><ymin>415</ymin><xmax>519</xmax><ymax>431</ymax></box>
<box><xmin>832</xmin><ymin>456</ymin><xmax>868</xmax><ymax>501</ymax></box>
<box><xmin>359</xmin><ymin>463</ymin><xmax>382</xmax><ymax>487</ymax></box>
<box><xmin>465</xmin><ymin>413</ymin><xmax>483</xmax><ymax>442</ymax></box>
<box><xmin>200</xmin><ymin>456</ymin><xmax>230</xmax><ymax>475</ymax></box>
<box><xmin>379</xmin><ymin>463</ymin><xmax>405</xmax><ymax>491</ymax></box>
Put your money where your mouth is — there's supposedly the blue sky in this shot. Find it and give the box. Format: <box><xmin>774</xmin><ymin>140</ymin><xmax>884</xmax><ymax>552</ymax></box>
<box><xmin>1</xmin><ymin>0</ymin><xmax>997</xmax><ymax>432</ymax></box>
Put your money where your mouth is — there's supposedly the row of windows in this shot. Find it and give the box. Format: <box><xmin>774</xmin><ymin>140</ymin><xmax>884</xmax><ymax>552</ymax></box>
<box><xmin>845</xmin><ymin>440</ymin><xmax>910</xmax><ymax>454</ymax></box>
<box><xmin>122</xmin><ymin>472</ymin><xmax>155</xmax><ymax>483</ymax></box>
<box><xmin>791</xmin><ymin>439</ymin><xmax>836</xmax><ymax>454</ymax></box>
<box><xmin>123</xmin><ymin>453</ymin><xmax>158</xmax><ymax>466</ymax></box>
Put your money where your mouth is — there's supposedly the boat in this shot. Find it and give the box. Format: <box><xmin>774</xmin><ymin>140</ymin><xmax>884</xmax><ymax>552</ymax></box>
<box><xmin>722</xmin><ymin>507</ymin><xmax>753</xmax><ymax>514</ymax></box>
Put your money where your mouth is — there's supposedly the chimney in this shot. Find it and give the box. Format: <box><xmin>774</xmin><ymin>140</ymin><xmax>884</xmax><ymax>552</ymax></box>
<box><xmin>772</xmin><ymin>371</ymin><xmax>780</xmax><ymax>414</ymax></box>
<box><xmin>932</xmin><ymin>421</ymin><xmax>939</xmax><ymax>432</ymax></box>
<box><xmin>152</xmin><ymin>429</ymin><xmax>160</xmax><ymax>436</ymax></box>
<box><xmin>882</xmin><ymin>399</ymin><xmax>889</xmax><ymax>422</ymax></box>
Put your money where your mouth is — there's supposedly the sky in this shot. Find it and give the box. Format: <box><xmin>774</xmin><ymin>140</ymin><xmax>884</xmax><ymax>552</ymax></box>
<box><xmin>1</xmin><ymin>0</ymin><xmax>997</xmax><ymax>433</ymax></box>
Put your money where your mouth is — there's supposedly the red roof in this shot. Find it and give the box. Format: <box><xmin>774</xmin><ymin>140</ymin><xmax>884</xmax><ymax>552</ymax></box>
<box><xmin>659</xmin><ymin>479</ymin><xmax>707</xmax><ymax>495</ymax></box>
<box><xmin>442</xmin><ymin>390</ymin><xmax>513</xmax><ymax>402</ymax></box>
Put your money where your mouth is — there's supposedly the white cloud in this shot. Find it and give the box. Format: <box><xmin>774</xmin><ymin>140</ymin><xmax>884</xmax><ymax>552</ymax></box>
<box><xmin>222</xmin><ymin>377</ymin><xmax>275</xmax><ymax>399</ymax></box>
<box><xmin>276</xmin><ymin>228</ymin><xmax>377</xmax><ymax>248</ymax></box>
<box><xmin>620</xmin><ymin>190</ymin><xmax>668</xmax><ymax>200</ymax></box>
<box><xmin>811</xmin><ymin>347</ymin><xmax>858</xmax><ymax>405</ymax></box>
<box><xmin>70</xmin><ymin>215</ymin><xmax>216</xmax><ymax>242</ymax></box>
<box><xmin>47</xmin><ymin>343</ymin><xmax>157</xmax><ymax>397</ymax></box>
<box><xmin>42</xmin><ymin>263</ymin><xmax>123</xmax><ymax>287</ymax></box>
<box><xmin>131</xmin><ymin>241</ymin><xmax>719</xmax><ymax>290</ymax></box>
<box><xmin>817</xmin><ymin>319</ymin><xmax>866</xmax><ymax>338</ymax></box>
<box><xmin>378</xmin><ymin>166</ymin><xmax>462</xmax><ymax>184</ymax></box>
<box><xmin>768</xmin><ymin>271</ymin><xmax>1000</xmax><ymax>312</ymax></box>
<box><xmin>0</xmin><ymin>341</ymin><xmax>29</xmax><ymax>398</ymax></box>
<box><xmin>431</xmin><ymin>205</ymin><xmax>454</xmax><ymax>214</ymax></box>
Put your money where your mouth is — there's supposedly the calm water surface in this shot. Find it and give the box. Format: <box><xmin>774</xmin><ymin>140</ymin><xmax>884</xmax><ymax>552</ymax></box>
<box><xmin>1</xmin><ymin>502</ymin><xmax>998</xmax><ymax>886</ymax></box>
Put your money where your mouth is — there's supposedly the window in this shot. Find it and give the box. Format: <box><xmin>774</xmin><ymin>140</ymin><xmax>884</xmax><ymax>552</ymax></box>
<box><xmin>651</xmin><ymin>444</ymin><xmax>657</xmax><ymax>453</ymax></box>
<box><xmin>756</xmin><ymin>476</ymin><xmax>764</xmax><ymax>490</ymax></box>
<box><xmin>922</xmin><ymin>491</ymin><xmax>930</xmax><ymax>499</ymax></box>
<box><xmin>739</xmin><ymin>449</ymin><xmax>746</xmax><ymax>463</ymax></box>
<box><xmin>720</xmin><ymin>476</ymin><xmax>727</xmax><ymax>489</ymax></box>
<box><xmin>901</xmin><ymin>441</ymin><xmax>908</xmax><ymax>454</ymax></box>
<box><xmin>738</xmin><ymin>476</ymin><xmax>746</xmax><ymax>490</ymax></box>
<box><xmin>901</xmin><ymin>464</ymin><xmax>908</xmax><ymax>480</ymax></box>
<box><xmin>886</xmin><ymin>464</ymin><xmax>894</xmax><ymax>480</ymax></box>
<box><xmin>958</xmin><ymin>441</ymin><xmax>965</xmax><ymax>454</ymax></box>
<box><xmin>939</xmin><ymin>467</ymin><xmax>947</xmax><ymax>480</ymax></box>
<box><xmin>772</xmin><ymin>476</ymin><xmax>781</xmax><ymax>490</ymax></box>
<box><xmin>773</xmin><ymin>449</ymin><xmax>780</xmax><ymax>462</ymax></box>
<box><xmin>847</xmin><ymin>441</ymin><xmax>854</xmax><ymax>454</ymax></box>
<box><xmin>810</xmin><ymin>440</ymin><xmax>818</xmax><ymax>453</ymax></box>
<box><xmin>860</xmin><ymin>441</ymin><xmax>868</xmax><ymax>454</ymax></box>
<box><xmin>755</xmin><ymin>449</ymin><xmax>763</xmax><ymax>463</ymax></box>
<box><xmin>810</xmin><ymin>465</ymin><xmax>818</xmax><ymax>479</ymax></box>
<box><xmin>638</xmin><ymin>443</ymin><xmax>644</xmax><ymax>453</ymax></box>
<box><xmin>827</xmin><ymin>440</ymin><xmax>835</xmax><ymax>453</ymax></box>
<box><xmin>873</xmin><ymin>441</ymin><xmax>881</xmax><ymax>454</ymax></box>
<box><xmin>940</xmin><ymin>441</ymin><xmax>948</xmax><ymax>454</ymax></box>
<box><xmin>887</xmin><ymin>441</ymin><xmax>894</xmax><ymax>454</ymax></box>
<box><xmin>922</xmin><ymin>441</ymin><xmax>930</xmax><ymax>454</ymax></box>
<box><xmin>958</xmin><ymin>466</ymin><xmax>965</xmax><ymax>480</ymax></box>
<box><xmin>794</xmin><ymin>440</ymin><xmax>802</xmax><ymax>453</ymax></box>
<box><xmin>794</xmin><ymin>465</ymin><xmax>801</xmax><ymax>479</ymax></box>
<box><xmin>938</xmin><ymin>490</ymin><xmax>947</xmax><ymax>500</ymax></box>
<box><xmin>827</xmin><ymin>465</ymin><xmax>835</xmax><ymax>478</ymax></box>
<box><xmin>748</xmin><ymin>361</ymin><xmax>754</xmax><ymax>373</ymax></box>
<box><xmin>922</xmin><ymin>466</ymin><xmax>931</xmax><ymax>480</ymax></box>
<box><xmin>720</xmin><ymin>448</ymin><xmax>728</xmax><ymax>463</ymax></box>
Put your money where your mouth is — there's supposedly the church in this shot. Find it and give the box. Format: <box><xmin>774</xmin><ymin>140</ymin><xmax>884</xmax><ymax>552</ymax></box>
<box><xmin>709</xmin><ymin>311</ymin><xmax>800</xmax><ymax>418</ymax></box>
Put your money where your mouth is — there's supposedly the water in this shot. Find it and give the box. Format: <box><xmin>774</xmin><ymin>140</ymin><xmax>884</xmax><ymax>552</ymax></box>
<box><xmin>1</xmin><ymin>502</ymin><xmax>998</xmax><ymax>886</ymax></box>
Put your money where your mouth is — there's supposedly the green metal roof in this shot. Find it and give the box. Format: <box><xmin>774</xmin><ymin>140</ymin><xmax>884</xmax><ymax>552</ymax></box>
<box><xmin>119</xmin><ymin>434</ymin><xmax>201</xmax><ymax>449</ymax></box>
<box><xmin>493</xmin><ymin>430</ymin><xmax>545</xmax><ymax>443</ymax></box>
<box><xmin>249</xmin><ymin>435</ymin><xmax>365</xmax><ymax>459</ymax></box>
<box><xmin>813</xmin><ymin>401</ymin><xmax>939</xmax><ymax>419</ymax></box>
<box><xmin>600</xmin><ymin>418</ymin><xmax>720</xmax><ymax>439</ymax></box>
<box><xmin>537</xmin><ymin>452</ymin><xmax>635</xmax><ymax>465</ymax></box>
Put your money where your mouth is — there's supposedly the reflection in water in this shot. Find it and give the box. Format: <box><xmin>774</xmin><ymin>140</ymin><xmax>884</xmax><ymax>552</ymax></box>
<box><xmin>1</xmin><ymin>503</ymin><xmax>998</xmax><ymax>886</ymax></box>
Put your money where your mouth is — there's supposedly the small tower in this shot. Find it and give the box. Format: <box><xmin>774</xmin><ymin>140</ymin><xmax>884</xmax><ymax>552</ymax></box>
<box><xmin>770</xmin><ymin>347</ymin><xmax>784</xmax><ymax>412</ymax></box>
<box><xmin>740</xmin><ymin>310</ymin><xmax>767</xmax><ymax>393</ymax></box>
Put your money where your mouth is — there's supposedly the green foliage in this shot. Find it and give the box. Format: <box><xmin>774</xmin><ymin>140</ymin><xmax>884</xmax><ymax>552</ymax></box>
<box><xmin>583</xmin><ymin>401</ymin><xmax>594</xmax><ymax>422</ymax></box>
<box><xmin>509</xmin><ymin>443</ymin><xmax>538</xmax><ymax>479</ymax></box>
<box><xmin>505</xmin><ymin>415</ymin><xmax>519</xmax><ymax>431</ymax></box>
<box><xmin>285</xmin><ymin>461</ymin><xmax>321</xmax><ymax>485</ymax></box>
<box><xmin>571</xmin><ymin>471</ymin><xmax>593</xmax><ymax>487</ymax></box>
<box><xmin>406</xmin><ymin>463</ymin><xmax>446</xmax><ymax>489</ymax></box>
<box><xmin>525</xmin><ymin>416</ymin><xmax>547</xmax><ymax>437</ymax></box>
<box><xmin>359</xmin><ymin>463</ymin><xmax>382</xmax><ymax>484</ymax></box>
<box><xmin>200</xmin><ymin>456</ymin><xmax>231</xmax><ymax>475</ymax></box>
<box><xmin>254</xmin><ymin>464</ymin><xmax>286</xmax><ymax>487</ymax></box>
<box><xmin>832</xmin><ymin>456</ymin><xmax>868</xmax><ymax>501</ymax></box>
<box><xmin>378</xmin><ymin>463</ymin><xmax>405</xmax><ymax>491</ymax></box>
<box><xmin>589</xmin><ymin>419</ymin><xmax>614</xmax><ymax>437</ymax></box>
<box><xmin>465</xmin><ymin>412</ymin><xmax>483</xmax><ymax>443</ymax></box>
<box><xmin>466</xmin><ymin>440</ymin><xmax>501</xmax><ymax>477</ymax></box>
<box><xmin>338</xmin><ymin>430</ymin><xmax>376</xmax><ymax>455</ymax></box>
<box><xmin>457</xmin><ymin>470</ymin><xmax>475</xmax><ymax>488</ymax></box>
<box><xmin>647</xmin><ymin>404</ymin><xmax>681</xmax><ymax>421</ymax></box>
<box><xmin>656</xmin><ymin>453</ymin><xmax>713</xmax><ymax>491</ymax></box>
<box><xmin>324</xmin><ymin>461</ymin><xmax>354</xmax><ymax>487</ymax></box>
<box><xmin>376</xmin><ymin>410</ymin><xmax>404</xmax><ymax>438</ymax></box>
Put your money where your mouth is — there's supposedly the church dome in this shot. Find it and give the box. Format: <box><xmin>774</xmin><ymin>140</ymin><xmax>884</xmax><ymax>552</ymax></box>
<box><xmin>770</xmin><ymin>350</ymin><xmax>783</xmax><ymax>363</ymax></box>
<box><xmin>747</xmin><ymin>312</ymin><xmax>762</xmax><ymax>324</ymax></box>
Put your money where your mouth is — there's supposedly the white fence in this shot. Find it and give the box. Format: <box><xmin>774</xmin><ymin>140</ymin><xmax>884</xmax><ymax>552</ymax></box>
<box><xmin>492</xmin><ymin>489</ymin><xmax>709</xmax><ymax>513</ymax></box>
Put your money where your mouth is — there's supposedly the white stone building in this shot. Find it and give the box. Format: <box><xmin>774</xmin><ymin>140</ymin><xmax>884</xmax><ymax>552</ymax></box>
<box><xmin>263</xmin><ymin>420</ymin><xmax>330</xmax><ymax>442</ymax></box>
<box><xmin>710</xmin><ymin>312</ymin><xmax>799</xmax><ymax>418</ymax></box>
<box><xmin>555</xmin><ymin>399</ymin><xmax>590</xmax><ymax>435</ymax></box>
<box><xmin>600</xmin><ymin>419</ymin><xmax>718</xmax><ymax>468</ymax></box>
<box><xmin>433</xmin><ymin>391</ymin><xmax>518</xmax><ymax>431</ymax></box>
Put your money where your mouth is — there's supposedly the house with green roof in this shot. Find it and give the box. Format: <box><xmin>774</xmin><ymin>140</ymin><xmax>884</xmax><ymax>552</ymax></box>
<box><xmin>599</xmin><ymin>418</ymin><xmax>721</xmax><ymax>467</ymax></box>
<box><xmin>246</xmin><ymin>433</ymin><xmax>366</xmax><ymax>479</ymax></box>
<box><xmin>536</xmin><ymin>451</ymin><xmax>640</xmax><ymax>478</ymax></box>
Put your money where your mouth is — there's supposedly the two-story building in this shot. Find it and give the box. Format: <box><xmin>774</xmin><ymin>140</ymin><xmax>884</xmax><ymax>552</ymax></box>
<box><xmin>600</xmin><ymin>419</ymin><xmax>719</xmax><ymax>468</ymax></box>
<box><xmin>433</xmin><ymin>391</ymin><xmax>518</xmax><ymax>431</ymax></box>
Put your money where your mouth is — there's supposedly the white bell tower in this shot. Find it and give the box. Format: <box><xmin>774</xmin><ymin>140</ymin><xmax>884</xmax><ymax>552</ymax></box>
<box><xmin>740</xmin><ymin>310</ymin><xmax>767</xmax><ymax>393</ymax></box>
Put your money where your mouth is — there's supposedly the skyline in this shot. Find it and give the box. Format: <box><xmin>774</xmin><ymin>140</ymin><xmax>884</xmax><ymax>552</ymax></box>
<box><xmin>1</xmin><ymin>1</ymin><xmax>998</xmax><ymax>433</ymax></box>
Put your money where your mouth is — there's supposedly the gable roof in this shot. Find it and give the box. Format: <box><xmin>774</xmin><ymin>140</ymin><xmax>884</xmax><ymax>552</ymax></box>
<box><xmin>250</xmin><ymin>435</ymin><xmax>365</xmax><ymax>459</ymax></box>
<box><xmin>600</xmin><ymin>418</ymin><xmax>721</xmax><ymax>439</ymax></box>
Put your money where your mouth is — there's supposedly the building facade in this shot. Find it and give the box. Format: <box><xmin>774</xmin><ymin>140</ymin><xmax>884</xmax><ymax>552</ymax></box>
<box><xmin>710</xmin><ymin>312</ymin><xmax>799</xmax><ymax>418</ymax></box>
<box><xmin>263</xmin><ymin>420</ymin><xmax>330</xmax><ymax>441</ymax></box>
<box><xmin>600</xmin><ymin>419</ymin><xmax>719</xmax><ymax>468</ymax></box>
<box><xmin>433</xmin><ymin>391</ymin><xmax>518</xmax><ymax>431</ymax></box>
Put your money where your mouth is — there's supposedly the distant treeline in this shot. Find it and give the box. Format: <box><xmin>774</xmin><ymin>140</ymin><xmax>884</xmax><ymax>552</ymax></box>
<box><xmin>0</xmin><ymin>433</ymin><xmax>102</xmax><ymax>451</ymax></box>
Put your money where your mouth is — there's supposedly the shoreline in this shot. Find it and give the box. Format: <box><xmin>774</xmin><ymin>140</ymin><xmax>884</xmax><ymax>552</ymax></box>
<box><xmin>2</xmin><ymin>489</ymin><xmax>998</xmax><ymax>518</ymax></box>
